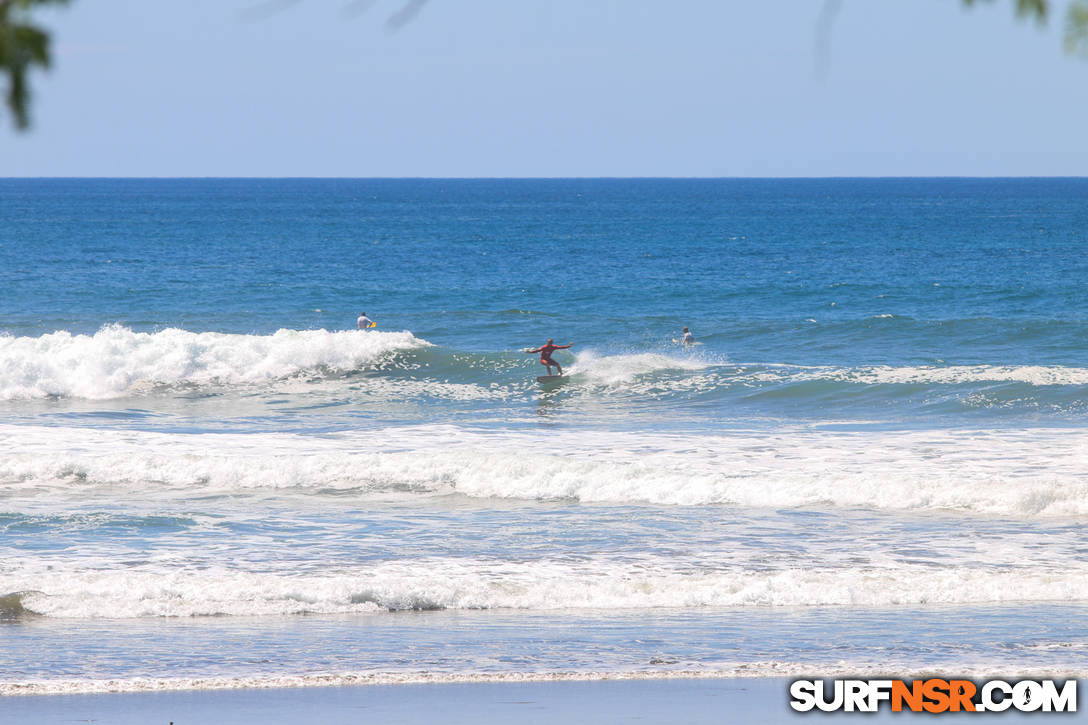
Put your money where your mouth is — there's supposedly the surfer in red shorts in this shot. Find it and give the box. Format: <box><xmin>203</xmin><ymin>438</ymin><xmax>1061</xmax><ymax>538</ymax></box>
<box><xmin>525</xmin><ymin>339</ymin><xmax>574</xmax><ymax>376</ymax></box>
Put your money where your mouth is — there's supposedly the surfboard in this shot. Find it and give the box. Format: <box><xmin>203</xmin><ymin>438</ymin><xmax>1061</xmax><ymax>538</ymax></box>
<box><xmin>368</xmin><ymin>322</ymin><xmax>377</xmax><ymax>328</ymax></box>
<box><xmin>536</xmin><ymin>375</ymin><xmax>564</xmax><ymax>383</ymax></box>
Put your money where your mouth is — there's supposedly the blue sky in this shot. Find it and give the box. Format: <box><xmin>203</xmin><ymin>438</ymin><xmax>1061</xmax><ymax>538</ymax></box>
<box><xmin>4</xmin><ymin>0</ymin><xmax>1086</xmax><ymax>176</ymax></box>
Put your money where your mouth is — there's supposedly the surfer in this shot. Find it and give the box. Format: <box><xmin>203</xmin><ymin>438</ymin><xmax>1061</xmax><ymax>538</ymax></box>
<box><xmin>526</xmin><ymin>339</ymin><xmax>573</xmax><ymax>376</ymax></box>
<box><xmin>680</xmin><ymin>327</ymin><xmax>695</xmax><ymax>345</ymax></box>
<box><xmin>357</xmin><ymin>311</ymin><xmax>376</xmax><ymax>330</ymax></box>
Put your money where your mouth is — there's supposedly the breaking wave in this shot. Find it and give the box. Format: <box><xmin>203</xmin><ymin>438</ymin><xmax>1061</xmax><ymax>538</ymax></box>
<box><xmin>0</xmin><ymin>325</ymin><xmax>429</xmax><ymax>400</ymax></box>
<box><xmin>3</xmin><ymin>327</ymin><xmax>1088</xmax><ymax>412</ymax></box>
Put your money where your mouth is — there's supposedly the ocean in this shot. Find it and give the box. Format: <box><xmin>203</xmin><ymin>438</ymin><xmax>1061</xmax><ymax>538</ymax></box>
<box><xmin>2</xmin><ymin>178</ymin><xmax>1087</xmax><ymax>695</ymax></box>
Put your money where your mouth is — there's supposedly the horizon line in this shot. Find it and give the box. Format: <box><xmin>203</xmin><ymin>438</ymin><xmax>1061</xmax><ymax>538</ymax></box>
<box><xmin>2</xmin><ymin>175</ymin><xmax>1087</xmax><ymax>181</ymax></box>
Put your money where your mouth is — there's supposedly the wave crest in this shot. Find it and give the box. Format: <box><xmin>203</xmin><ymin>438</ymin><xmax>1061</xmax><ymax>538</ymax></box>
<box><xmin>0</xmin><ymin>325</ymin><xmax>429</xmax><ymax>400</ymax></box>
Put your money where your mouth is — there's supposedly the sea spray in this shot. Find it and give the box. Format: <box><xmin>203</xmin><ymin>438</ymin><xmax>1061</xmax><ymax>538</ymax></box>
<box><xmin>0</xmin><ymin>326</ymin><xmax>428</xmax><ymax>400</ymax></box>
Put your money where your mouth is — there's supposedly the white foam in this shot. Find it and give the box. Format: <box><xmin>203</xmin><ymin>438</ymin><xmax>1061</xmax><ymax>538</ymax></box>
<box><xmin>568</xmin><ymin>350</ymin><xmax>710</xmax><ymax>387</ymax></box>
<box><xmin>271</xmin><ymin>375</ymin><xmax>512</xmax><ymax>402</ymax></box>
<box><xmin>549</xmin><ymin>357</ymin><xmax>1088</xmax><ymax>400</ymax></box>
<box><xmin>8</xmin><ymin>559</ymin><xmax>1088</xmax><ymax>618</ymax></box>
<box><xmin>836</xmin><ymin>364</ymin><xmax>1088</xmax><ymax>386</ymax></box>
<box><xmin>3</xmin><ymin>327</ymin><xmax>1082</xmax><ymax>402</ymax></box>
<box><xmin>5</xmin><ymin>665</ymin><xmax>1084</xmax><ymax>696</ymax></box>
<box><xmin>737</xmin><ymin>364</ymin><xmax>1088</xmax><ymax>387</ymax></box>
<box><xmin>0</xmin><ymin>325</ymin><xmax>428</xmax><ymax>400</ymax></box>
<box><xmin>2</xmin><ymin>424</ymin><xmax>1087</xmax><ymax>517</ymax></box>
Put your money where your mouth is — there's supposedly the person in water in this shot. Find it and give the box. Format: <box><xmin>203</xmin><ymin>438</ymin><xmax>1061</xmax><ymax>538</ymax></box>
<box><xmin>526</xmin><ymin>338</ymin><xmax>573</xmax><ymax>376</ymax></box>
<box><xmin>681</xmin><ymin>326</ymin><xmax>695</xmax><ymax>345</ymax></box>
<box><xmin>357</xmin><ymin>311</ymin><xmax>375</xmax><ymax>329</ymax></box>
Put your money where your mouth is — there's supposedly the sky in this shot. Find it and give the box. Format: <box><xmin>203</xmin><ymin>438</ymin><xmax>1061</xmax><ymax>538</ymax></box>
<box><xmin>3</xmin><ymin>0</ymin><xmax>1087</xmax><ymax>177</ymax></box>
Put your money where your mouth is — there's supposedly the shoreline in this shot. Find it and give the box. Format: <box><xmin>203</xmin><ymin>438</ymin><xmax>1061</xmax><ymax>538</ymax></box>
<box><xmin>5</xmin><ymin>666</ymin><xmax>1086</xmax><ymax>698</ymax></box>
<box><xmin>1</xmin><ymin>678</ymin><xmax>1067</xmax><ymax>724</ymax></box>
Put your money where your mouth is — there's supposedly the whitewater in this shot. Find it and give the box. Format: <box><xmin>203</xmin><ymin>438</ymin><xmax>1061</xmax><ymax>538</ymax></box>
<box><xmin>3</xmin><ymin>178</ymin><xmax>1088</xmax><ymax>695</ymax></box>
<box><xmin>3</xmin><ymin>421</ymin><xmax>1088</xmax><ymax>516</ymax></box>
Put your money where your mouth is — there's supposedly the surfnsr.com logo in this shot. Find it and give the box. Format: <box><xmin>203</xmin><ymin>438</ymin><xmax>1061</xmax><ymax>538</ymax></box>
<box><xmin>789</xmin><ymin>679</ymin><xmax>1077</xmax><ymax>713</ymax></box>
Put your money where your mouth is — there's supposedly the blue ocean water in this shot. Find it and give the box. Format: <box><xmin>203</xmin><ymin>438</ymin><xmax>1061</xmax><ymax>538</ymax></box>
<box><xmin>2</xmin><ymin>179</ymin><xmax>1087</xmax><ymax>694</ymax></box>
